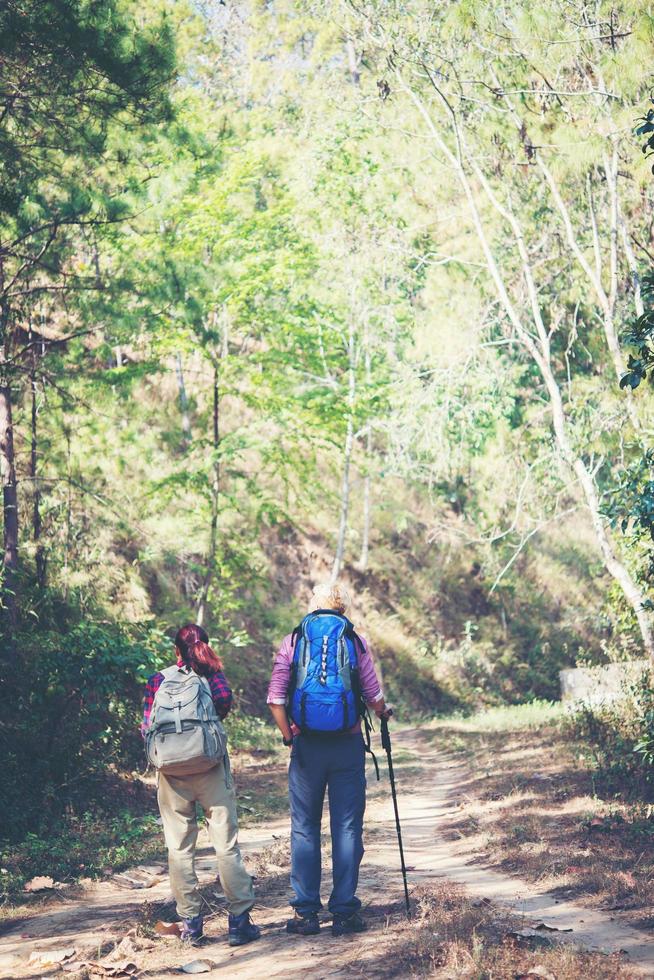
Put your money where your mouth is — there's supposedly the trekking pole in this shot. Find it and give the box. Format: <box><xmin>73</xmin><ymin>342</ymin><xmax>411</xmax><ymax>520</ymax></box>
<box><xmin>380</xmin><ymin>714</ymin><xmax>411</xmax><ymax>918</ymax></box>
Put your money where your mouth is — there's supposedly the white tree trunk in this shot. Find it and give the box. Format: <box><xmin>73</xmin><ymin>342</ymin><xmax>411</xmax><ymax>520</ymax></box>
<box><xmin>357</xmin><ymin>426</ymin><xmax>372</xmax><ymax>572</ymax></box>
<box><xmin>357</xmin><ymin>341</ymin><xmax>372</xmax><ymax>572</ymax></box>
<box><xmin>196</xmin><ymin>317</ymin><xmax>228</xmax><ymax>626</ymax></box>
<box><xmin>175</xmin><ymin>352</ymin><xmax>192</xmax><ymax>447</ymax></box>
<box><xmin>332</xmin><ymin>321</ymin><xmax>356</xmax><ymax>583</ymax></box>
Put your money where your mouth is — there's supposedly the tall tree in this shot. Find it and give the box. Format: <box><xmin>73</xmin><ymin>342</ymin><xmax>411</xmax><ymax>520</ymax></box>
<box><xmin>0</xmin><ymin>0</ymin><xmax>174</xmax><ymax>630</ymax></box>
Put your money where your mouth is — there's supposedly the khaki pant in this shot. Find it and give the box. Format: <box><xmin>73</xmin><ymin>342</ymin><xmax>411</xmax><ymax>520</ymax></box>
<box><xmin>157</xmin><ymin>758</ymin><xmax>254</xmax><ymax>919</ymax></box>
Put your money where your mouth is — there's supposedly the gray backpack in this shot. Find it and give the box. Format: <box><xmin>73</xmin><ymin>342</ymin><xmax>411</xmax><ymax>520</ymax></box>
<box><xmin>145</xmin><ymin>665</ymin><xmax>228</xmax><ymax>776</ymax></box>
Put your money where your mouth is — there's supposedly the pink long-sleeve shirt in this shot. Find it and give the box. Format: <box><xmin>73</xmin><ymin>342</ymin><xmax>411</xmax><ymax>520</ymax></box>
<box><xmin>267</xmin><ymin>632</ymin><xmax>383</xmax><ymax>735</ymax></box>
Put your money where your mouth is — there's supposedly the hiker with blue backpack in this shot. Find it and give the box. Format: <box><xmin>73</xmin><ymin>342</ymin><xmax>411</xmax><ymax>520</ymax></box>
<box><xmin>142</xmin><ymin>624</ymin><xmax>261</xmax><ymax>948</ymax></box>
<box><xmin>268</xmin><ymin>582</ymin><xmax>392</xmax><ymax>937</ymax></box>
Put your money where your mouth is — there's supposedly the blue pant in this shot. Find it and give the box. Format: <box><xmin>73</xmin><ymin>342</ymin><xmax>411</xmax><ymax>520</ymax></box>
<box><xmin>288</xmin><ymin>733</ymin><xmax>366</xmax><ymax>918</ymax></box>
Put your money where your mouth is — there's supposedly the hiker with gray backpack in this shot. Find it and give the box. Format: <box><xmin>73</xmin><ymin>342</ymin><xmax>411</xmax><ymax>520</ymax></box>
<box><xmin>268</xmin><ymin>582</ymin><xmax>392</xmax><ymax>938</ymax></box>
<box><xmin>142</xmin><ymin>623</ymin><xmax>260</xmax><ymax>947</ymax></box>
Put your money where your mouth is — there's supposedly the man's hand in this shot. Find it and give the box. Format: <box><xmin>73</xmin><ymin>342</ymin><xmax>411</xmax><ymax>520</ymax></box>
<box><xmin>370</xmin><ymin>696</ymin><xmax>393</xmax><ymax>721</ymax></box>
<box><xmin>269</xmin><ymin>703</ymin><xmax>293</xmax><ymax>744</ymax></box>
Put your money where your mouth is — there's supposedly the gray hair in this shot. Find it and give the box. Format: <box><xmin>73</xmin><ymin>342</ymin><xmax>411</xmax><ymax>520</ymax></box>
<box><xmin>309</xmin><ymin>581</ymin><xmax>352</xmax><ymax>614</ymax></box>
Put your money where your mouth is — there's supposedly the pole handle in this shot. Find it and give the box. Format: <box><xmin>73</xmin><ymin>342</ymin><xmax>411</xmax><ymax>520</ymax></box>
<box><xmin>380</xmin><ymin>710</ymin><xmax>393</xmax><ymax>751</ymax></box>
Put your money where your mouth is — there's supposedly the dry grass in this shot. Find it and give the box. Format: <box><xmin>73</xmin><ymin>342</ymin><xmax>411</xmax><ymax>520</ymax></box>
<box><xmin>374</xmin><ymin>882</ymin><xmax>638</xmax><ymax>979</ymax></box>
<box><xmin>420</xmin><ymin>721</ymin><xmax>654</xmax><ymax>929</ymax></box>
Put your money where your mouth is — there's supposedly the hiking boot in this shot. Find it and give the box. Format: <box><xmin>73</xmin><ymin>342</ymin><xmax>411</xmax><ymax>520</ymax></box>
<box><xmin>332</xmin><ymin>912</ymin><xmax>367</xmax><ymax>937</ymax></box>
<box><xmin>180</xmin><ymin>914</ymin><xmax>204</xmax><ymax>944</ymax></box>
<box><xmin>286</xmin><ymin>911</ymin><xmax>321</xmax><ymax>936</ymax></box>
<box><xmin>228</xmin><ymin>909</ymin><xmax>261</xmax><ymax>947</ymax></box>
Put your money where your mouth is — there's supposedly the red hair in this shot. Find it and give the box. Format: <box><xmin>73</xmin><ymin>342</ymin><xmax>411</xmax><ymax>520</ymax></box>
<box><xmin>175</xmin><ymin>624</ymin><xmax>223</xmax><ymax>677</ymax></box>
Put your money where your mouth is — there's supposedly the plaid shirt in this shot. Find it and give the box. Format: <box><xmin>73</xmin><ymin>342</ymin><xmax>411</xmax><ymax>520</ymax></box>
<box><xmin>141</xmin><ymin>662</ymin><xmax>232</xmax><ymax>733</ymax></box>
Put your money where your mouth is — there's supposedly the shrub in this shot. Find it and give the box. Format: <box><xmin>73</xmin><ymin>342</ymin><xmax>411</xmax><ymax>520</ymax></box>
<box><xmin>565</xmin><ymin>670</ymin><xmax>654</xmax><ymax>800</ymax></box>
<box><xmin>0</xmin><ymin>615</ymin><xmax>169</xmax><ymax>839</ymax></box>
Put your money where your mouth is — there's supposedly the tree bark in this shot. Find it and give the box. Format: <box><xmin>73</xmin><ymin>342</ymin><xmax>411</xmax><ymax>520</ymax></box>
<box><xmin>0</xmin><ymin>267</ymin><xmax>18</xmax><ymax>639</ymax></box>
<box><xmin>357</xmin><ymin>340</ymin><xmax>372</xmax><ymax>572</ymax></box>
<box><xmin>357</xmin><ymin>424</ymin><xmax>372</xmax><ymax>572</ymax></box>
<box><xmin>346</xmin><ymin>39</ymin><xmax>360</xmax><ymax>85</ymax></box>
<box><xmin>62</xmin><ymin>424</ymin><xmax>72</xmax><ymax>598</ymax></box>
<box><xmin>621</xmin><ymin>217</ymin><xmax>644</xmax><ymax>318</ymax></box>
<box><xmin>331</xmin><ymin>321</ymin><xmax>356</xmax><ymax>583</ymax></box>
<box><xmin>196</xmin><ymin>365</ymin><xmax>219</xmax><ymax>628</ymax></box>
<box><xmin>196</xmin><ymin>319</ymin><xmax>227</xmax><ymax>626</ymax></box>
<box><xmin>30</xmin><ymin>341</ymin><xmax>45</xmax><ymax>589</ymax></box>
<box><xmin>175</xmin><ymin>352</ymin><xmax>192</xmax><ymax>448</ymax></box>
<box><xmin>0</xmin><ymin>376</ymin><xmax>18</xmax><ymax>636</ymax></box>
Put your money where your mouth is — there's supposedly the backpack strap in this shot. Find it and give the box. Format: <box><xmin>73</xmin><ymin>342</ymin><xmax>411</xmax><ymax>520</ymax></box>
<box><xmin>344</xmin><ymin>622</ymin><xmax>365</xmax><ymax>660</ymax></box>
<box><xmin>293</xmin><ymin>616</ymin><xmax>313</xmax><ymax>690</ymax></box>
<box><xmin>342</xmin><ymin>638</ymin><xmax>380</xmax><ymax>779</ymax></box>
<box><xmin>336</xmin><ymin>620</ymin><xmax>352</xmax><ymax>692</ymax></box>
<box><xmin>150</xmin><ymin>665</ymin><xmax>182</xmax><ymax>728</ymax></box>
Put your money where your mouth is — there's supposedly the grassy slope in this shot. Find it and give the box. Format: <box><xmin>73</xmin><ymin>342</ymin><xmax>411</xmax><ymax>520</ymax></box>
<box><xmin>220</xmin><ymin>486</ymin><xmax>615</xmax><ymax>726</ymax></box>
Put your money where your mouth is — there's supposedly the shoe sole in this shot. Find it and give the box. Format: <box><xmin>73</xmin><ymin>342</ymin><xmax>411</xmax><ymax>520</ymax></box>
<box><xmin>228</xmin><ymin>935</ymin><xmax>261</xmax><ymax>946</ymax></box>
<box><xmin>332</xmin><ymin>926</ymin><xmax>366</xmax><ymax>937</ymax></box>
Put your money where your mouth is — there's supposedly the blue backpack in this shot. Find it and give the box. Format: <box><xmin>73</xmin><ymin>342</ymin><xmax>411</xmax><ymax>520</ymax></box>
<box><xmin>288</xmin><ymin>609</ymin><xmax>364</xmax><ymax>734</ymax></box>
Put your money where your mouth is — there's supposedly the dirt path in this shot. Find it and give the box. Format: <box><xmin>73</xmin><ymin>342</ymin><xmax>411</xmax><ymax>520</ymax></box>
<box><xmin>2</xmin><ymin>730</ymin><xmax>654</xmax><ymax>979</ymax></box>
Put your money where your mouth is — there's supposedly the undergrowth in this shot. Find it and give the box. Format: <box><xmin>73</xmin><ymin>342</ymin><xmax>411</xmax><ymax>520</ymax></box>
<box><xmin>564</xmin><ymin>671</ymin><xmax>654</xmax><ymax>801</ymax></box>
<box><xmin>0</xmin><ymin>807</ymin><xmax>165</xmax><ymax>903</ymax></box>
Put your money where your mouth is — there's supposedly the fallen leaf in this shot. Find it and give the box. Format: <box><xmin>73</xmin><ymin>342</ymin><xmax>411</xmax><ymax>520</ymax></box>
<box><xmin>28</xmin><ymin>946</ymin><xmax>77</xmax><ymax>966</ymax></box>
<box><xmin>181</xmin><ymin>960</ymin><xmax>216</xmax><ymax>974</ymax></box>
<box><xmin>24</xmin><ymin>875</ymin><xmax>55</xmax><ymax>892</ymax></box>
<box><xmin>155</xmin><ymin>920</ymin><xmax>182</xmax><ymax>936</ymax></box>
<box><xmin>113</xmin><ymin>872</ymin><xmax>162</xmax><ymax>890</ymax></box>
<box><xmin>472</xmin><ymin>897</ymin><xmax>492</xmax><ymax>908</ymax></box>
<box><xmin>104</xmin><ymin>937</ymin><xmax>140</xmax><ymax>962</ymax></box>
<box><xmin>86</xmin><ymin>960</ymin><xmax>138</xmax><ymax>977</ymax></box>
<box><xmin>506</xmin><ymin>929</ymin><xmax>553</xmax><ymax>950</ymax></box>
<box><xmin>516</xmin><ymin>968</ymin><xmax>557</xmax><ymax>980</ymax></box>
<box><xmin>534</xmin><ymin>921</ymin><xmax>573</xmax><ymax>933</ymax></box>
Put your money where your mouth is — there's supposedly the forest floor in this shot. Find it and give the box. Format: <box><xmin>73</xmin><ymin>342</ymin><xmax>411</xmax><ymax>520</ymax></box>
<box><xmin>1</xmin><ymin>726</ymin><xmax>654</xmax><ymax>979</ymax></box>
